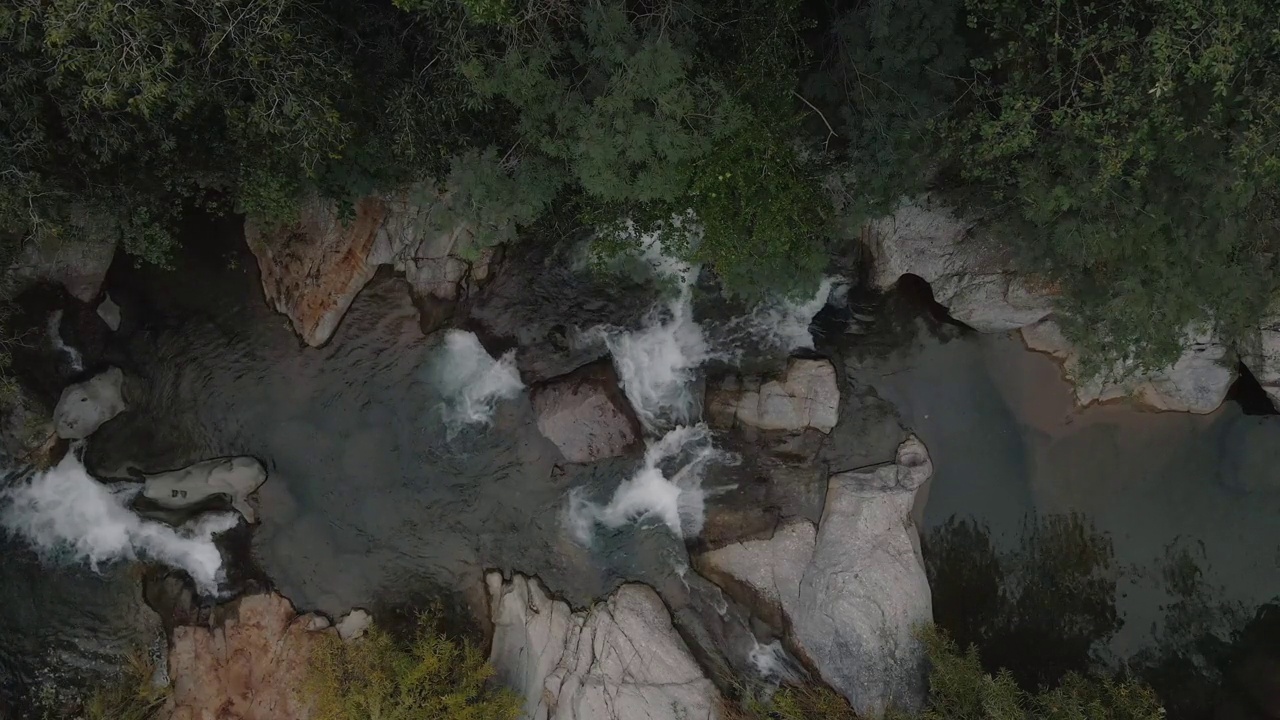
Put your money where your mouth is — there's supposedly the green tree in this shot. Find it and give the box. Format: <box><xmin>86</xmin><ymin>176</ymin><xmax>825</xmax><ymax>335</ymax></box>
<box><xmin>945</xmin><ymin>0</ymin><xmax>1280</xmax><ymax>368</ymax></box>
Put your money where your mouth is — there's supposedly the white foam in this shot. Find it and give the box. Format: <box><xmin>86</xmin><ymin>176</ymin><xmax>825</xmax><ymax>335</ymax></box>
<box><xmin>749</xmin><ymin>639</ymin><xmax>795</xmax><ymax>681</ymax></box>
<box><xmin>568</xmin><ymin>424</ymin><xmax>723</xmax><ymax>544</ymax></box>
<box><xmin>433</xmin><ymin>330</ymin><xmax>524</xmax><ymax>435</ymax></box>
<box><xmin>0</xmin><ymin>455</ymin><xmax>237</xmax><ymax>595</ymax></box>
<box><xmin>604</xmin><ymin>293</ymin><xmax>711</xmax><ymax>431</ymax></box>
<box><xmin>48</xmin><ymin>310</ymin><xmax>83</xmax><ymax>372</ymax></box>
<box><xmin>729</xmin><ymin>277</ymin><xmax>836</xmax><ymax>353</ymax></box>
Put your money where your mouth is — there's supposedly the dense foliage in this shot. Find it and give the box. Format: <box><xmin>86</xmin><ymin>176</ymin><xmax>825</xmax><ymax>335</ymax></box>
<box><xmin>4</xmin><ymin>0</ymin><xmax>1280</xmax><ymax>361</ymax></box>
<box><xmin>306</xmin><ymin>614</ymin><xmax>521</xmax><ymax>720</ymax></box>
<box><xmin>726</xmin><ymin>626</ymin><xmax>1164</xmax><ymax>720</ymax></box>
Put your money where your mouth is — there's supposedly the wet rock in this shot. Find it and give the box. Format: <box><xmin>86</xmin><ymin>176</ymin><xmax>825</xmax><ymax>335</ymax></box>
<box><xmin>868</xmin><ymin>197</ymin><xmax>1054</xmax><ymax>332</ymax></box>
<box><xmin>531</xmin><ymin>363</ymin><xmax>641</xmax><ymax>463</ymax></box>
<box><xmin>697</xmin><ymin>461</ymin><xmax>826</xmax><ymax>551</ymax></box>
<box><xmin>161</xmin><ymin>592</ymin><xmax>337</xmax><ymax>720</ymax></box>
<box><xmin>468</xmin><ymin>242</ymin><xmax>660</xmax><ymax>382</ymax></box>
<box><xmin>141</xmin><ymin>457</ymin><xmax>268</xmax><ymax>523</ymax></box>
<box><xmin>707</xmin><ymin>359</ymin><xmax>839</xmax><ymax>433</ymax></box>
<box><xmin>696</xmin><ymin>437</ymin><xmax>933</xmax><ymax>716</ymax></box>
<box><xmin>0</xmin><ymin>387</ymin><xmax>58</xmax><ymax>466</ymax></box>
<box><xmin>96</xmin><ymin>292</ymin><xmax>121</xmax><ymax>331</ymax></box>
<box><xmin>53</xmin><ymin>367</ymin><xmax>126</xmax><ymax>439</ymax></box>
<box><xmin>244</xmin><ymin>189</ymin><xmax>484</xmax><ymax>346</ymax></box>
<box><xmin>487</xmin><ymin>572</ymin><xmax>722</xmax><ymax>720</ymax></box>
<box><xmin>1022</xmin><ymin>318</ymin><xmax>1234</xmax><ymax>414</ymax></box>
<box><xmin>8</xmin><ymin>236</ymin><xmax>116</xmax><ymax>303</ymax></box>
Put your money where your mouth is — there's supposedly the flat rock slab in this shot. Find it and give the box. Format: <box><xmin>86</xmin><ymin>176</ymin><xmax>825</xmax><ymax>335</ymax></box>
<box><xmin>708</xmin><ymin>358</ymin><xmax>839</xmax><ymax>434</ymax></box>
<box><xmin>142</xmin><ymin>456</ymin><xmax>268</xmax><ymax>523</ymax></box>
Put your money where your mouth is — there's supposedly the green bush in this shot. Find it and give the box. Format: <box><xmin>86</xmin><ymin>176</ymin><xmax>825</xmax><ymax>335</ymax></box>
<box><xmin>33</xmin><ymin>649</ymin><xmax>169</xmax><ymax>720</ymax></box>
<box><xmin>725</xmin><ymin>626</ymin><xmax>1163</xmax><ymax>720</ymax></box>
<box><xmin>306</xmin><ymin>614</ymin><xmax>521</xmax><ymax>720</ymax></box>
<box><xmin>944</xmin><ymin>0</ymin><xmax>1280</xmax><ymax>369</ymax></box>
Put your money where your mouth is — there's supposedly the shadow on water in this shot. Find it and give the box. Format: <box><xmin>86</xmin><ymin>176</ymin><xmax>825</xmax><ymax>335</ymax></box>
<box><xmin>925</xmin><ymin>515</ymin><xmax>1280</xmax><ymax>719</ymax></box>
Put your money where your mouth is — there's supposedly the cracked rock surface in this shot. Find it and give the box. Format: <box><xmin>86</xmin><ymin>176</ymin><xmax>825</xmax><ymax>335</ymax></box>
<box><xmin>487</xmin><ymin>572</ymin><xmax>721</xmax><ymax>720</ymax></box>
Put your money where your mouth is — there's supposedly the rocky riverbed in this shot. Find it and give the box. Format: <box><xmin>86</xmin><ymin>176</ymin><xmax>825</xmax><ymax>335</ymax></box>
<box><xmin>0</xmin><ymin>197</ymin><xmax>1277</xmax><ymax>719</ymax></box>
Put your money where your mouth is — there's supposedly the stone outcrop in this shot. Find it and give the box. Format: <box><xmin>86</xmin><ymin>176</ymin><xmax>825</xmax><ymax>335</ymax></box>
<box><xmin>8</xmin><ymin>236</ymin><xmax>116</xmax><ymax>303</ymax></box>
<box><xmin>696</xmin><ymin>437</ymin><xmax>934</xmax><ymax>716</ymax></box>
<box><xmin>244</xmin><ymin>189</ymin><xmax>489</xmax><ymax>346</ymax></box>
<box><xmin>53</xmin><ymin>367</ymin><xmax>126</xmax><ymax>439</ymax></box>
<box><xmin>531</xmin><ymin>363</ymin><xmax>641</xmax><ymax>463</ymax></box>
<box><xmin>487</xmin><ymin>572</ymin><xmax>721</xmax><ymax>720</ymax></box>
<box><xmin>162</xmin><ymin>592</ymin><xmax>336</xmax><ymax>720</ymax></box>
<box><xmin>1022</xmin><ymin>318</ymin><xmax>1235</xmax><ymax>414</ymax></box>
<box><xmin>1239</xmin><ymin>312</ymin><xmax>1280</xmax><ymax>409</ymax></box>
<box><xmin>142</xmin><ymin>457</ymin><xmax>268</xmax><ymax>523</ymax></box>
<box><xmin>868</xmin><ymin>198</ymin><xmax>1054</xmax><ymax>332</ymax></box>
<box><xmin>706</xmin><ymin>359</ymin><xmax>839</xmax><ymax>433</ymax></box>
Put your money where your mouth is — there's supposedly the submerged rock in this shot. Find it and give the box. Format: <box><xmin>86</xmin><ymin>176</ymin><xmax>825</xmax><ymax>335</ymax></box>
<box><xmin>868</xmin><ymin>197</ymin><xmax>1054</xmax><ymax>332</ymax></box>
<box><xmin>531</xmin><ymin>363</ymin><xmax>641</xmax><ymax>463</ymax></box>
<box><xmin>487</xmin><ymin>572</ymin><xmax>722</xmax><ymax>720</ymax></box>
<box><xmin>1022</xmin><ymin>318</ymin><xmax>1234</xmax><ymax>414</ymax></box>
<box><xmin>244</xmin><ymin>189</ymin><xmax>485</xmax><ymax>346</ymax></box>
<box><xmin>141</xmin><ymin>457</ymin><xmax>268</xmax><ymax>523</ymax></box>
<box><xmin>161</xmin><ymin>592</ymin><xmax>337</xmax><ymax>720</ymax></box>
<box><xmin>53</xmin><ymin>367</ymin><xmax>126</xmax><ymax>439</ymax></box>
<box><xmin>696</xmin><ymin>437</ymin><xmax>934</xmax><ymax>716</ymax></box>
<box><xmin>707</xmin><ymin>358</ymin><xmax>839</xmax><ymax>433</ymax></box>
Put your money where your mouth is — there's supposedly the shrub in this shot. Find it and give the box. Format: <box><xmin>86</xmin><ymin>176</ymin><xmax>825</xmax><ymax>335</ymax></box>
<box><xmin>306</xmin><ymin>613</ymin><xmax>521</xmax><ymax>720</ymax></box>
<box><xmin>723</xmin><ymin>626</ymin><xmax>1163</xmax><ymax>720</ymax></box>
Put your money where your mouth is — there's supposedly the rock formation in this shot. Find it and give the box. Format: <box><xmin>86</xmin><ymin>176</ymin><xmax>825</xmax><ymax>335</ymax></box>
<box><xmin>1022</xmin><ymin>318</ymin><xmax>1234</xmax><ymax>414</ymax></box>
<box><xmin>244</xmin><ymin>188</ymin><xmax>489</xmax><ymax>346</ymax></box>
<box><xmin>53</xmin><ymin>366</ymin><xmax>126</xmax><ymax>439</ymax></box>
<box><xmin>697</xmin><ymin>436</ymin><xmax>934</xmax><ymax>716</ymax></box>
<box><xmin>867</xmin><ymin>197</ymin><xmax>1054</xmax><ymax>332</ymax></box>
<box><xmin>487</xmin><ymin>572</ymin><xmax>722</xmax><ymax>720</ymax></box>
<box><xmin>1239</xmin><ymin>312</ymin><xmax>1280</xmax><ymax>408</ymax></box>
<box><xmin>161</xmin><ymin>592</ymin><xmax>336</xmax><ymax>720</ymax></box>
<box><xmin>142</xmin><ymin>457</ymin><xmax>269</xmax><ymax>523</ymax></box>
<box><xmin>8</xmin><ymin>236</ymin><xmax>116</xmax><ymax>303</ymax></box>
<box><xmin>706</xmin><ymin>358</ymin><xmax>840</xmax><ymax>433</ymax></box>
<box><xmin>531</xmin><ymin>363</ymin><xmax>641</xmax><ymax>463</ymax></box>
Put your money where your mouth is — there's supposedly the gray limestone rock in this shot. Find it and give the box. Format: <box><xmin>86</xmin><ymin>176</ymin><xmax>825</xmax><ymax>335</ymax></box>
<box><xmin>697</xmin><ymin>437</ymin><xmax>934</xmax><ymax>716</ymax></box>
<box><xmin>54</xmin><ymin>367</ymin><xmax>126</xmax><ymax>439</ymax></box>
<box><xmin>141</xmin><ymin>456</ymin><xmax>268</xmax><ymax>523</ymax></box>
<box><xmin>487</xmin><ymin>572</ymin><xmax>721</xmax><ymax>720</ymax></box>
<box><xmin>707</xmin><ymin>359</ymin><xmax>839</xmax><ymax>434</ymax></box>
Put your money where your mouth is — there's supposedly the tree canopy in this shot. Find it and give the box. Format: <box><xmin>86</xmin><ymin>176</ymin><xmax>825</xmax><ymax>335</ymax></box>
<box><xmin>4</xmin><ymin>0</ymin><xmax>1280</xmax><ymax>363</ymax></box>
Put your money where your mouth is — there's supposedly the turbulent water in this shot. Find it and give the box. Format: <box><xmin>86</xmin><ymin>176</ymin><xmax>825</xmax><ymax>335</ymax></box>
<box><xmin>0</xmin><ymin>454</ymin><xmax>237</xmax><ymax>595</ymax></box>
<box><xmin>432</xmin><ymin>330</ymin><xmax>524</xmax><ymax>435</ymax></box>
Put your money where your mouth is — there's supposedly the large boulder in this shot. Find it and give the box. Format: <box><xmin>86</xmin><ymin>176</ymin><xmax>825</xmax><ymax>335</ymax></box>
<box><xmin>531</xmin><ymin>363</ymin><xmax>641</xmax><ymax>463</ymax></box>
<box><xmin>1239</xmin><ymin>311</ymin><xmax>1280</xmax><ymax>409</ymax></box>
<box><xmin>707</xmin><ymin>358</ymin><xmax>839</xmax><ymax>433</ymax></box>
<box><xmin>868</xmin><ymin>198</ymin><xmax>1054</xmax><ymax>332</ymax></box>
<box><xmin>696</xmin><ymin>437</ymin><xmax>934</xmax><ymax>716</ymax></box>
<box><xmin>8</xmin><ymin>236</ymin><xmax>116</xmax><ymax>303</ymax></box>
<box><xmin>142</xmin><ymin>457</ymin><xmax>268</xmax><ymax>523</ymax></box>
<box><xmin>53</xmin><ymin>367</ymin><xmax>126</xmax><ymax>439</ymax></box>
<box><xmin>1022</xmin><ymin>318</ymin><xmax>1234</xmax><ymax>414</ymax></box>
<box><xmin>487</xmin><ymin>572</ymin><xmax>722</xmax><ymax>720</ymax></box>
<box><xmin>244</xmin><ymin>189</ymin><xmax>486</xmax><ymax>346</ymax></box>
<box><xmin>161</xmin><ymin>592</ymin><xmax>339</xmax><ymax>720</ymax></box>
